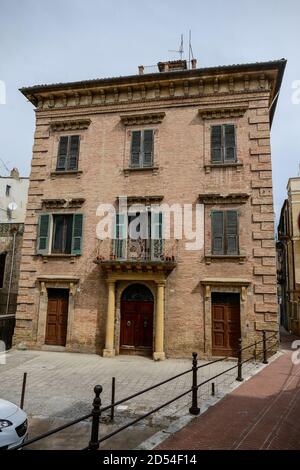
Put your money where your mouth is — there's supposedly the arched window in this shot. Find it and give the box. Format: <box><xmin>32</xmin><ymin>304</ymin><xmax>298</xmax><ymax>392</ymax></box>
<box><xmin>121</xmin><ymin>284</ymin><xmax>153</xmax><ymax>302</ymax></box>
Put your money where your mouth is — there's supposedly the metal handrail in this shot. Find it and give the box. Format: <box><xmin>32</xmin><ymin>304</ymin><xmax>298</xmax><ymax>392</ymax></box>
<box><xmin>10</xmin><ymin>329</ymin><xmax>278</xmax><ymax>450</ymax></box>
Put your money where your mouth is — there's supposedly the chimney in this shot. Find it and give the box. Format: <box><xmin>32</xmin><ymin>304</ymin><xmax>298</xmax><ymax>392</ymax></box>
<box><xmin>191</xmin><ymin>58</ymin><xmax>197</xmax><ymax>69</ymax></box>
<box><xmin>10</xmin><ymin>167</ymin><xmax>20</xmax><ymax>179</ymax></box>
<box><xmin>138</xmin><ymin>65</ymin><xmax>144</xmax><ymax>75</ymax></box>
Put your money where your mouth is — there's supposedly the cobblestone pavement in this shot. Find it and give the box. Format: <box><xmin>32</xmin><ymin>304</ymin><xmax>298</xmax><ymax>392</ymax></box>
<box><xmin>157</xmin><ymin>332</ymin><xmax>300</xmax><ymax>450</ymax></box>
<box><xmin>0</xmin><ymin>348</ymin><xmax>267</xmax><ymax>449</ymax></box>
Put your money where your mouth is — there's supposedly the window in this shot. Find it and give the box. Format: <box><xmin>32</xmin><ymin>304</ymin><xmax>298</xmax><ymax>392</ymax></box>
<box><xmin>6</xmin><ymin>185</ymin><xmax>11</xmax><ymax>196</ymax></box>
<box><xmin>211</xmin><ymin>210</ymin><xmax>239</xmax><ymax>255</ymax></box>
<box><xmin>56</xmin><ymin>135</ymin><xmax>80</xmax><ymax>171</ymax></box>
<box><xmin>0</xmin><ymin>252</ymin><xmax>7</xmax><ymax>288</ymax></box>
<box><xmin>114</xmin><ymin>210</ymin><xmax>163</xmax><ymax>260</ymax></box>
<box><xmin>37</xmin><ymin>213</ymin><xmax>83</xmax><ymax>255</ymax></box>
<box><xmin>130</xmin><ymin>130</ymin><xmax>154</xmax><ymax>168</ymax></box>
<box><xmin>211</xmin><ymin>124</ymin><xmax>236</xmax><ymax>164</ymax></box>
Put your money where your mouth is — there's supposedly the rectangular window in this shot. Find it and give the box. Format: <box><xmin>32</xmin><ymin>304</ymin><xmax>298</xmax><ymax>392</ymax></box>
<box><xmin>37</xmin><ymin>213</ymin><xmax>83</xmax><ymax>255</ymax></box>
<box><xmin>0</xmin><ymin>252</ymin><xmax>7</xmax><ymax>288</ymax></box>
<box><xmin>211</xmin><ymin>210</ymin><xmax>239</xmax><ymax>255</ymax></box>
<box><xmin>211</xmin><ymin>124</ymin><xmax>236</xmax><ymax>164</ymax></box>
<box><xmin>56</xmin><ymin>135</ymin><xmax>80</xmax><ymax>171</ymax></box>
<box><xmin>113</xmin><ymin>210</ymin><xmax>163</xmax><ymax>260</ymax></box>
<box><xmin>130</xmin><ymin>130</ymin><xmax>154</xmax><ymax>168</ymax></box>
<box><xmin>6</xmin><ymin>185</ymin><xmax>11</xmax><ymax>197</ymax></box>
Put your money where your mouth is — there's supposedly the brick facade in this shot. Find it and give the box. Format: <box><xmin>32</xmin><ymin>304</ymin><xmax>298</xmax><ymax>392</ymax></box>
<box><xmin>14</xmin><ymin>59</ymin><xmax>286</xmax><ymax>358</ymax></box>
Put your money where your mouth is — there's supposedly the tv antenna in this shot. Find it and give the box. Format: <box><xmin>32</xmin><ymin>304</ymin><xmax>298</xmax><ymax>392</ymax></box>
<box><xmin>188</xmin><ymin>30</ymin><xmax>195</xmax><ymax>66</ymax></box>
<box><xmin>169</xmin><ymin>34</ymin><xmax>184</xmax><ymax>60</ymax></box>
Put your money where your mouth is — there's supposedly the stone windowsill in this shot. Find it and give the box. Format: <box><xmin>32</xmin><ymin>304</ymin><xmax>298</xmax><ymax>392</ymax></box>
<box><xmin>205</xmin><ymin>254</ymin><xmax>246</xmax><ymax>264</ymax></box>
<box><xmin>123</xmin><ymin>166</ymin><xmax>159</xmax><ymax>176</ymax></box>
<box><xmin>204</xmin><ymin>162</ymin><xmax>243</xmax><ymax>173</ymax></box>
<box><xmin>38</xmin><ymin>253</ymin><xmax>80</xmax><ymax>263</ymax></box>
<box><xmin>50</xmin><ymin>170</ymin><xmax>83</xmax><ymax>178</ymax></box>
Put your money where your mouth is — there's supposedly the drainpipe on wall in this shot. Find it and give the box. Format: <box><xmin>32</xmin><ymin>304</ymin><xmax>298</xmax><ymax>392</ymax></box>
<box><xmin>5</xmin><ymin>228</ymin><xmax>17</xmax><ymax>316</ymax></box>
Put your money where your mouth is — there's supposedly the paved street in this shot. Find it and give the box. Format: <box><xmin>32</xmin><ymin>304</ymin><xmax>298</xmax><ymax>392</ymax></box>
<box><xmin>0</xmin><ymin>348</ymin><xmax>263</xmax><ymax>449</ymax></box>
<box><xmin>157</xmin><ymin>332</ymin><xmax>300</xmax><ymax>450</ymax></box>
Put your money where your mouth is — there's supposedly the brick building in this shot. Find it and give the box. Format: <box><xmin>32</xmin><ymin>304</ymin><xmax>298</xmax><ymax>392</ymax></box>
<box><xmin>14</xmin><ymin>58</ymin><xmax>286</xmax><ymax>359</ymax></box>
<box><xmin>0</xmin><ymin>168</ymin><xmax>29</xmax><ymax>348</ymax></box>
<box><xmin>277</xmin><ymin>176</ymin><xmax>300</xmax><ymax>335</ymax></box>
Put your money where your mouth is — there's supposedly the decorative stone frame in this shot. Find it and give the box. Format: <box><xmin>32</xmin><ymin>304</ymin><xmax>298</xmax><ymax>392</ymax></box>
<box><xmin>122</xmin><ymin>118</ymin><xmax>162</xmax><ymax>176</ymax></box>
<box><xmin>36</xmin><ymin>276</ymin><xmax>79</xmax><ymax>350</ymax></box>
<box><xmin>49</xmin><ymin>131</ymin><xmax>87</xmax><ymax>178</ymax></box>
<box><xmin>200</xmin><ymin>278</ymin><xmax>251</xmax><ymax>358</ymax></box>
<box><xmin>201</xmin><ymin>109</ymin><xmax>247</xmax><ymax>173</ymax></box>
<box><xmin>114</xmin><ymin>280</ymin><xmax>156</xmax><ymax>356</ymax></box>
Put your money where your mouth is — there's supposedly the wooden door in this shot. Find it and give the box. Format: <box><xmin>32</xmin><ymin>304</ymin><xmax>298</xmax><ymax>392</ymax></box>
<box><xmin>120</xmin><ymin>300</ymin><xmax>153</xmax><ymax>355</ymax></box>
<box><xmin>45</xmin><ymin>290</ymin><xmax>69</xmax><ymax>346</ymax></box>
<box><xmin>212</xmin><ymin>300</ymin><xmax>240</xmax><ymax>357</ymax></box>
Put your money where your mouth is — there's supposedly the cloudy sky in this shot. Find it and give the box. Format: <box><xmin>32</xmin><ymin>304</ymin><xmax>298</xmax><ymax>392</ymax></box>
<box><xmin>0</xmin><ymin>0</ymin><xmax>299</xmax><ymax>222</ymax></box>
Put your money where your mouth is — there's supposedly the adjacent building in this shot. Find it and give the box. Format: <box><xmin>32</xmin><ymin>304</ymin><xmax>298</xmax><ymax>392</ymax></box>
<box><xmin>14</xmin><ymin>57</ymin><xmax>286</xmax><ymax>359</ymax></box>
<box><xmin>277</xmin><ymin>176</ymin><xmax>300</xmax><ymax>335</ymax></box>
<box><xmin>0</xmin><ymin>168</ymin><xmax>29</xmax><ymax>348</ymax></box>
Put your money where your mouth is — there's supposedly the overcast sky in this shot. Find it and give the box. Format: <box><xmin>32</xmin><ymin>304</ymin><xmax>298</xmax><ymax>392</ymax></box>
<box><xmin>0</xmin><ymin>0</ymin><xmax>299</xmax><ymax>222</ymax></box>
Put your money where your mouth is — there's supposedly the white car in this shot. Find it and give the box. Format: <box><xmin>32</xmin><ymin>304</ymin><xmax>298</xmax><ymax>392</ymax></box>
<box><xmin>0</xmin><ymin>399</ymin><xmax>28</xmax><ymax>450</ymax></box>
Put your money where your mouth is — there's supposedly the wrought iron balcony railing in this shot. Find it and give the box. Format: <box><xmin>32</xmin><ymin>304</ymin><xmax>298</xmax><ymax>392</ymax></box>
<box><xmin>95</xmin><ymin>238</ymin><xmax>177</xmax><ymax>263</ymax></box>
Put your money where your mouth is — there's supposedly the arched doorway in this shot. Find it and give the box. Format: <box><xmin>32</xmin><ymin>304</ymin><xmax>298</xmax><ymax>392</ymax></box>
<box><xmin>120</xmin><ymin>284</ymin><xmax>154</xmax><ymax>356</ymax></box>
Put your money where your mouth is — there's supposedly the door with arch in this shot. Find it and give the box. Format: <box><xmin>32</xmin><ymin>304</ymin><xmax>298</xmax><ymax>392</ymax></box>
<box><xmin>120</xmin><ymin>284</ymin><xmax>154</xmax><ymax>356</ymax></box>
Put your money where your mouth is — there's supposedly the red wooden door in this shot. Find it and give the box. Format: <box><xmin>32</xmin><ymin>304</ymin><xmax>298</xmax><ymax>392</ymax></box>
<box><xmin>45</xmin><ymin>290</ymin><xmax>69</xmax><ymax>346</ymax></box>
<box><xmin>120</xmin><ymin>300</ymin><xmax>153</xmax><ymax>354</ymax></box>
<box><xmin>212</xmin><ymin>302</ymin><xmax>240</xmax><ymax>357</ymax></box>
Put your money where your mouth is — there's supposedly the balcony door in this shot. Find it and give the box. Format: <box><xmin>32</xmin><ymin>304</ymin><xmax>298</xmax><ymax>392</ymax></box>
<box><xmin>114</xmin><ymin>210</ymin><xmax>163</xmax><ymax>261</ymax></box>
<box><xmin>120</xmin><ymin>284</ymin><xmax>154</xmax><ymax>356</ymax></box>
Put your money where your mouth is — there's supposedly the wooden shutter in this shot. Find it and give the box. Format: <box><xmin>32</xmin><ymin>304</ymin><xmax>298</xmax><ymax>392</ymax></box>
<box><xmin>68</xmin><ymin>135</ymin><xmax>80</xmax><ymax>170</ymax></box>
<box><xmin>211</xmin><ymin>126</ymin><xmax>222</xmax><ymax>163</ymax></box>
<box><xmin>131</xmin><ymin>131</ymin><xmax>141</xmax><ymax>167</ymax></box>
<box><xmin>56</xmin><ymin>137</ymin><xmax>68</xmax><ymax>170</ymax></box>
<box><xmin>143</xmin><ymin>130</ymin><xmax>154</xmax><ymax>167</ymax></box>
<box><xmin>114</xmin><ymin>213</ymin><xmax>127</xmax><ymax>258</ymax></box>
<box><xmin>37</xmin><ymin>214</ymin><xmax>50</xmax><ymax>254</ymax></box>
<box><xmin>224</xmin><ymin>125</ymin><xmax>236</xmax><ymax>162</ymax></box>
<box><xmin>71</xmin><ymin>214</ymin><xmax>83</xmax><ymax>255</ymax></box>
<box><xmin>226</xmin><ymin>211</ymin><xmax>238</xmax><ymax>254</ymax></box>
<box><xmin>151</xmin><ymin>211</ymin><xmax>163</xmax><ymax>260</ymax></box>
<box><xmin>211</xmin><ymin>211</ymin><xmax>224</xmax><ymax>254</ymax></box>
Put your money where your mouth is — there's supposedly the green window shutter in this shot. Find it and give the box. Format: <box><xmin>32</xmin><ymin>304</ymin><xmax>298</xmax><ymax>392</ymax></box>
<box><xmin>143</xmin><ymin>130</ymin><xmax>154</xmax><ymax>167</ymax></box>
<box><xmin>224</xmin><ymin>124</ymin><xmax>236</xmax><ymax>162</ymax></box>
<box><xmin>211</xmin><ymin>211</ymin><xmax>224</xmax><ymax>254</ymax></box>
<box><xmin>71</xmin><ymin>214</ymin><xmax>83</xmax><ymax>255</ymax></box>
<box><xmin>56</xmin><ymin>136</ymin><xmax>68</xmax><ymax>170</ymax></box>
<box><xmin>151</xmin><ymin>211</ymin><xmax>163</xmax><ymax>260</ymax></box>
<box><xmin>131</xmin><ymin>131</ymin><xmax>141</xmax><ymax>167</ymax></box>
<box><xmin>37</xmin><ymin>214</ymin><xmax>50</xmax><ymax>255</ymax></box>
<box><xmin>68</xmin><ymin>135</ymin><xmax>80</xmax><ymax>170</ymax></box>
<box><xmin>226</xmin><ymin>211</ymin><xmax>238</xmax><ymax>254</ymax></box>
<box><xmin>114</xmin><ymin>213</ymin><xmax>127</xmax><ymax>258</ymax></box>
<box><xmin>211</xmin><ymin>125</ymin><xmax>222</xmax><ymax>163</ymax></box>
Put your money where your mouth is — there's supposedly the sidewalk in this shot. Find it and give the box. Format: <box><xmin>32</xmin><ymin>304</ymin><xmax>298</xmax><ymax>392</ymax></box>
<box><xmin>157</xmin><ymin>331</ymin><xmax>300</xmax><ymax>450</ymax></box>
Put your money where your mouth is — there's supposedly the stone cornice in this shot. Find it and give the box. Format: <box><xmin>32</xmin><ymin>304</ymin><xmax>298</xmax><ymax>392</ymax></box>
<box><xmin>198</xmin><ymin>105</ymin><xmax>248</xmax><ymax>119</ymax></box>
<box><xmin>198</xmin><ymin>193</ymin><xmax>250</xmax><ymax>204</ymax></box>
<box><xmin>117</xmin><ymin>195</ymin><xmax>164</xmax><ymax>205</ymax></box>
<box><xmin>120</xmin><ymin>112</ymin><xmax>165</xmax><ymax>125</ymax></box>
<box><xmin>41</xmin><ymin>198</ymin><xmax>85</xmax><ymax>209</ymax></box>
<box><xmin>49</xmin><ymin>118</ymin><xmax>91</xmax><ymax>131</ymax></box>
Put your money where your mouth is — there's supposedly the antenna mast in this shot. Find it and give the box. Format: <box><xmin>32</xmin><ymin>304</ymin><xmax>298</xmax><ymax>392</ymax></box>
<box><xmin>169</xmin><ymin>34</ymin><xmax>184</xmax><ymax>60</ymax></box>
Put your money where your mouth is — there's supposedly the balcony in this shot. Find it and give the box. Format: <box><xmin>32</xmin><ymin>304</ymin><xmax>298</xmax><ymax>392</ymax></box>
<box><xmin>94</xmin><ymin>238</ymin><xmax>177</xmax><ymax>274</ymax></box>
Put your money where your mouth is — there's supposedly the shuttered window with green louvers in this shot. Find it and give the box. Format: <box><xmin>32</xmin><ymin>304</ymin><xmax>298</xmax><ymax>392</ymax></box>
<box><xmin>130</xmin><ymin>130</ymin><xmax>154</xmax><ymax>168</ymax></box>
<box><xmin>211</xmin><ymin>124</ymin><xmax>236</xmax><ymax>164</ymax></box>
<box><xmin>56</xmin><ymin>135</ymin><xmax>80</xmax><ymax>171</ymax></box>
<box><xmin>211</xmin><ymin>210</ymin><xmax>239</xmax><ymax>255</ymax></box>
<box><xmin>37</xmin><ymin>213</ymin><xmax>83</xmax><ymax>255</ymax></box>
